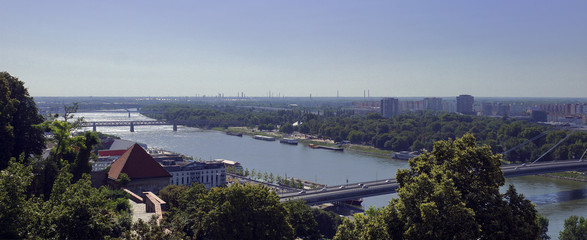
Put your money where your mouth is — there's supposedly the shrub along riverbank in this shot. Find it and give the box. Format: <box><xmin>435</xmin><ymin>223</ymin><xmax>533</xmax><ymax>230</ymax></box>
<box><xmin>141</xmin><ymin>103</ymin><xmax>587</xmax><ymax>163</ymax></box>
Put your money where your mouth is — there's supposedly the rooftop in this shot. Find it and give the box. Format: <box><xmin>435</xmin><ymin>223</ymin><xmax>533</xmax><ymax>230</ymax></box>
<box><xmin>108</xmin><ymin>144</ymin><xmax>171</xmax><ymax>180</ymax></box>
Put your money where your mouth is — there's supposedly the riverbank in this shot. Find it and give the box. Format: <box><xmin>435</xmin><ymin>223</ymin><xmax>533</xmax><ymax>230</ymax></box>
<box><xmin>221</xmin><ymin>127</ymin><xmax>397</xmax><ymax>159</ymax></box>
<box><xmin>538</xmin><ymin>171</ymin><xmax>587</xmax><ymax>182</ymax></box>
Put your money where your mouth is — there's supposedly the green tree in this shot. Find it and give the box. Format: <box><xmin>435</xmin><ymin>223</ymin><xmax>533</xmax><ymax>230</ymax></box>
<box><xmin>158</xmin><ymin>184</ymin><xmax>189</xmax><ymax>209</ymax></box>
<box><xmin>126</xmin><ymin>216</ymin><xmax>184</xmax><ymax>240</ymax></box>
<box><xmin>538</xmin><ymin>214</ymin><xmax>550</xmax><ymax>240</ymax></box>
<box><xmin>282</xmin><ymin>200</ymin><xmax>321</xmax><ymax>240</ymax></box>
<box><xmin>34</xmin><ymin>106</ymin><xmax>100</xmax><ymax>198</ymax></box>
<box><xmin>0</xmin><ymin>156</ymin><xmax>34</xmax><ymax>238</ymax></box>
<box><xmin>164</xmin><ymin>183</ymin><xmax>293</xmax><ymax>240</ymax></box>
<box><xmin>280</xmin><ymin>123</ymin><xmax>294</xmax><ymax>134</ymax></box>
<box><xmin>0</xmin><ymin>72</ymin><xmax>45</xmax><ymax>170</ymax></box>
<box><xmin>72</xmin><ymin>131</ymin><xmax>100</xmax><ymax>182</ymax></box>
<box><xmin>559</xmin><ymin>215</ymin><xmax>587</xmax><ymax>240</ymax></box>
<box><xmin>0</xmin><ymin>158</ymin><xmax>130</xmax><ymax>239</ymax></box>
<box><xmin>335</xmin><ymin>134</ymin><xmax>541</xmax><ymax>239</ymax></box>
<box><xmin>313</xmin><ymin>208</ymin><xmax>343</xmax><ymax>239</ymax></box>
<box><xmin>196</xmin><ymin>184</ymin><xmax>294</xmax><ymax>240</ymax></box>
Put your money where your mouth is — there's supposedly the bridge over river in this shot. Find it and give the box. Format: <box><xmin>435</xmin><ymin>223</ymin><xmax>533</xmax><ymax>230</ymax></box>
<box><xmin>278</xmin><ymin>159</ymin><xmax>587</xmax><ymax>205</ymax></box>
<box><xmin>81</xmin><ymin>121</ymin><xmax>178</xmax><ymax>132</ymax></box>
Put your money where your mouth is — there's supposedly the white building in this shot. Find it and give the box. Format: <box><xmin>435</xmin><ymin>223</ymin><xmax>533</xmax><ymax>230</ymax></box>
<box><xmin>165</xmin><ymin>161</ymin><xmax>226</xmax><ymax>188</ymax></box>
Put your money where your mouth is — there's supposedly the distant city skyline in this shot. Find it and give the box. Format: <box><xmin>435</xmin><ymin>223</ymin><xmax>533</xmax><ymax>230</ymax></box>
<box><xmin>2</xmin><ymin>1</ymin><xmax>586</xmax><ymax>97</ymax></box>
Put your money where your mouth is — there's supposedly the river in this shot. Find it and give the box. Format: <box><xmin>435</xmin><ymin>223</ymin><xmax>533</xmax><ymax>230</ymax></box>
<box><xmin>79</xmin><ymin>111</ymin><xmax>587</xmax><ymax>238</ymax></box>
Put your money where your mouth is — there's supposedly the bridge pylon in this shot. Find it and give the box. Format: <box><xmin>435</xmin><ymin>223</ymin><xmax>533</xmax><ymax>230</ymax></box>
<box><xmin>130</xmin><ymin>122</ymin><xmax>134</xmax><ymax>132</ymax></box>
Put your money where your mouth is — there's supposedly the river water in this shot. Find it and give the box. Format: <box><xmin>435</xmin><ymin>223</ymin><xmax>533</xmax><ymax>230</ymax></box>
<box><xmin>79</xmin><ymin>111</ymin><xmax>587</xmax><ymax>238</ymax></box>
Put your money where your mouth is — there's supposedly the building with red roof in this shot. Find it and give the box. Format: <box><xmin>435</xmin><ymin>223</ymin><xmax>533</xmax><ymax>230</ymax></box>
<box><xmin>108</xmin><ymin>144</ymin><xmax>171</xmax><ymax>194</ymax></box>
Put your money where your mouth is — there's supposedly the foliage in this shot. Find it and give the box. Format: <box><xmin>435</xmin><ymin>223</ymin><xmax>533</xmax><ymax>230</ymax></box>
<box><xmin>334</xmin><ymin>134</ymin><xmax>541</xmax><ymax>239</ymax></box>
<box><xmin>142</xmin><ymin>103</ymin><xmax>587</xmax><ymax>163</ymax></box>
<box><xmin>163</xmin><ymin>183</ymin><xmax>294</xmax><ymax>240</ymax></box>
<box><xmin>0</xmin><ymin>156</ymin><xmax>34</xmax><ymax>238</ymax></box>
<box><xmin>0</xmin><ymin>158</ymin><xmax>130</xmax><ymax>239</ymax></box>
<box><xmin>116</xmin><ymin>172</ymin><xmax>131</xmax><ymax>186</ymax></box>
<box><xmin>125</xmin><ymin>216</ymin><xmax>184</xmax><ymax>240</ymax></box>
<box><xmin>31</xmin><ymin>105</ymin><xmax>101</xmax><ymax>198</ymax></box>
<box><xmin>559</xmin><ymin>215</ymin><xmax>587</xmax><ymax>240</ymax></box>
<box><xmin>538</xmin><ymin>214</ymin><xmax>550</xmax><ymax>240</ymax></box>
<box><xmin>0</xmin><ymin>72</ymin><xmax>45</xmax><ymax>170</ymax></box>
<box><xmin>312</xmin><ymin>207</ymin><xmax>343</xmax><ymax>239</ymax></box>
<box><xmin>282</xmin><ymin>200</ymin><xmax>321</xmax><ymax>240</ymax></box>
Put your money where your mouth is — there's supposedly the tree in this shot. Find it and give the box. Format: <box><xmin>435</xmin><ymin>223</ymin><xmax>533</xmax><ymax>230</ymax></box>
<box><xmin>158</xmin><ymin>184</ymin><xmax>189</xmax><ymax>209</ymax></box>
<box><xmin>335</xmin><ymin>134</ymin><xmax>541</xmax><ymax>239</ymax></box>
<box><xmin>538</xmin><ymin>214</ymin><xmax>550</xmax><ymax>240</ymax></box>
<box><xmin>197</xmin><ymin>184</ymin><xmax>293</xmax><ymax>240</ymax></box>
<box><xmin>0</xmin><ymin>72</ymin><xmax>45</xmax><ymax>170</ymax></box>
<box><xmin>282</xmin><ymin>200</ymin><xmax>321</xmax><ymax>240</ymax></box>
<box><xmin>71</xmin><ymin>131</ymin><xmax>100</xmax><ymax>182</ymax></box>
<box><xmin>312</xmin><ymin>208</ymin><xmax>343</xmax><ymax>239</ymax></box>
<box><xmin>559</xmin><ymin>215</ymin><xmax>587</xmax><ymax>240</ymax></box>
<box><xmin>33</xmin><ymin>105</ymin><xmax>100</xmax><ymax>198</ymax></box>
<box><xmin>163</xmin><ymin>183</ymin><xmax>294</xmax><ymax>240</ymax></box>
<box><xmin>0</xmin><ymin>158</ymin><xmax>130</xmax><ymax>239</ymax></box>
<box><xmin>0</xmin><ymin>155</ymin><xmax>34</xmax><ymax>238</ymax></box>
<box><xmin>279</xmin><ymin>123</ymin><xmax>294</xmax><ymax>134</ymax></box>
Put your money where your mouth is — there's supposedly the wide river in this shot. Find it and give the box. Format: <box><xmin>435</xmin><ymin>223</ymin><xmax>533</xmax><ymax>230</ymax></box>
<box><xmin>80</xmin><ymin>111</ymin><xmax>587</xmax><ymax>238</ymax></box>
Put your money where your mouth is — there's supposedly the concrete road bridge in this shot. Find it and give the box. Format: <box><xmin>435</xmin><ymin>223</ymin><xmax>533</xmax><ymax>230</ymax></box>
<box><xmin>278</xmin><ymin>159</ymin><xmax>587</xmax><ymax>205</ymax></box>
<box><xmin>81</xmin><ymin>121</ymin><xmax>178</xmax><ymax>132</ymax></box>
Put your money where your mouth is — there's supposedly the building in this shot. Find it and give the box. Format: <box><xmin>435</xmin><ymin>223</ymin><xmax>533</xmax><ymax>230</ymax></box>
<box><xmin>165</xmin><ymin>160</ymin><xmax>226</xmax><ymax>188</ymax></box>
<box><xmin>531</xmin><ymin>110</ymin><xmax>548</xmax><ymax>122</ymax></box>
<box><xmin>400</xmin><ymin>100</ymin><xmax>423</xmax><ymax>113</ymax></box>
<box><xmin>496</xmin><ymin>103</ymin><xmax>510</xmax><ymax>116</ymax></box>
<box><xmin>456</xmin><ymin>94</ymin><xmax>475</xmax><ymax>115</ymax></box>
<box><xmin>108</xmin><ymin>144</ymin><xmax>171</xmax><ymax>195</ymax></box>
<box><xmin>109</xmin><ymin>139</ymin><xmax>147</xmax><ymax>151</ymax></box>
<box><xmin>381</xmin><ymin>97</ymin><xmax>399</xmax><ymax>118</ymax></box>
<box><xmin>218</xmin><ymin>159</ymin><xmax>243</xmax><ymax>173</ymax></box>
<box><xmin>423</xmin><ymin>97</ymin><xmax>443</xmax><ymax>111</ymax></box>
<box><xmin>481</xmin><ymin>102</ymin><xmax>493</xmax><ymax>116</ymax></box>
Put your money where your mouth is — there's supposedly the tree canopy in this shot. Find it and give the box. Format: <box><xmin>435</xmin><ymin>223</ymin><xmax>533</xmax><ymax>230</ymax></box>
<box><xmin>0</xmin><ymin>72</ymin><xmax>45</xmax><ymax>170</ymax></box>
<box><xmin>560</xmin><ymin>215</ymin><xmax>587</xmax><ymax>240</ymax></box>
<box><xmin>142</xmin><ymin>103</ymin><xmax>587</xmax><ymax>163</ymax></box>
<box><xmin>334</xmin><ymin>134</ymin><xmax>541</xmax><ymax>239</ymax></box>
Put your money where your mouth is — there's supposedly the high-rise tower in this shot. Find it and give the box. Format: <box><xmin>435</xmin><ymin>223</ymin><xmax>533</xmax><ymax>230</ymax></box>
<box><xmin>381</xmin><ymin>98</ymin><xmax>399</xmax><ymax>118</ymax></box>
<box><xmin>456</xmin><ymin>94</ymin><xmax>475</xmax><ymax>115</ymax></box>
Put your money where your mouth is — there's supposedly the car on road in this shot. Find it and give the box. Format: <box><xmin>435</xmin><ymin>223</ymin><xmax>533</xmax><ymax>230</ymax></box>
<box><xmin>385</xmin><ymin>179</ymin><xmax>392</xmax><ymax>183</ymax></box>
<box><xmin>321</xmin><ymin>188</ymin><xmax>328</xmax><ymax>192</ymax></box>
<box><xmin>362</xmin><ymin>185</ymin><xmax>369</xmax><ymax>189</ymax></box>
<box><xmin>298</xmin><ymin>190</ymin><xmax>306</xmax><ymax>194</ymax></box>
<box><xmin>358</xmin><ymin>183</ymin><xmax>364</xmax><ymax>186</ymax></box>
<box><xmin>339</xmin><ymin>185</ymin><xmax>345</xmax><ymax>189</ymax></box>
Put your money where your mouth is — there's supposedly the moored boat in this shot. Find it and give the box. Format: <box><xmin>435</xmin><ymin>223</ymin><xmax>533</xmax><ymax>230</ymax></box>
<box><xmin>253</xmin><ymin>135</ymin><xmax>276</xmax><ymax>141</ymax></box>
<box><xmin>308</xmin><ymin>143</ymin><xmax>343</xmax><ymax>151</ymax></box>
<box><xmin>226</xmin><ymin>131</ymin><xmax>243</xmax><ymax>137</ymax></box>
<box><xmin>280</xmin><ymin>138</ymin><xmax>298</xmax><ymax>145</ymax></box>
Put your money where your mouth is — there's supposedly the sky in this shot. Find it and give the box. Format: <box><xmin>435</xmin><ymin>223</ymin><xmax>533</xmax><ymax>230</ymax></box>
<box><xmin>1</xmin><ymin>1</ymin><xmax>586</xmax><ymax>98</ymax></box>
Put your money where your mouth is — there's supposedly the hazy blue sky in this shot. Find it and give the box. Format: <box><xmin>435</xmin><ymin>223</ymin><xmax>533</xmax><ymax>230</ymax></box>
<box><xmin>1</xmin><ymin>1</ymin><xmax>586</xmax><ymax>97</ymax></box>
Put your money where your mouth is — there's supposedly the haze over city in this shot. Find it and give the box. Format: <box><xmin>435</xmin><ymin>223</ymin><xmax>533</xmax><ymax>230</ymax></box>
<box><xmin>1</xmin><ymin>0</ymin><xmax>586</xmax><ymax>97</ymax></box>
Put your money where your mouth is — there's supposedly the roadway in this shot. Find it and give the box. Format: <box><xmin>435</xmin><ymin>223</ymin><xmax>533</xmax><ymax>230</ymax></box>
<box><xmin>279</xmin><ymin>159</ymin><xmax>587</xmax><ymax>205</ymax></box>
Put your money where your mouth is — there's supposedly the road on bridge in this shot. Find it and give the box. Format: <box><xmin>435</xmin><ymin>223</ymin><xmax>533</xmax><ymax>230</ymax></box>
<box><xmin>279</xmin><ymin>159</ymin><xmax>587</xmax><ymax>205</ymax></box>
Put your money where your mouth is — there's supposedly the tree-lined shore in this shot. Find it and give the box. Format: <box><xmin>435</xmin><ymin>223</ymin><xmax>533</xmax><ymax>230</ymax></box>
<box><xmin>142</xmin><ymin>103</ymin><xmax>587</xmax><ymax>163</ymax></box>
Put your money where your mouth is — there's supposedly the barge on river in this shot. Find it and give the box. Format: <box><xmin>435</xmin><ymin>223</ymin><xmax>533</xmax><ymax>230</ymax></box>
<box><xmin>308</xmin><ymin>143</ymin><xmax>343</xmax><ymax>151</ymax></box>
<box><xmin>280</xmin><ymin>138</ymin><xmax>298</xmax><ymax>145</ymax></box>
<box><xmin>226</xmin><ymin>131</ymin><xmax>243</xmax><ymax>137</ymax></box>
<box><xmin>254</xmin><ymin>135</ymin><xmax>276</xmax><ymax>141</ymax></box>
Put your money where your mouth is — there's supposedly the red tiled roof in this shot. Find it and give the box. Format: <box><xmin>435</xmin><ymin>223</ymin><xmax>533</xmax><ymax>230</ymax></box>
<box><xmin>98</xmin><ymin>149</ymin><xmax>128</xmax><ymax>157</ymax></box>
<box><xmin>108</xmin><ymin>144</ymin><xmax>171</xmax><ymax>180</ymax></box>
